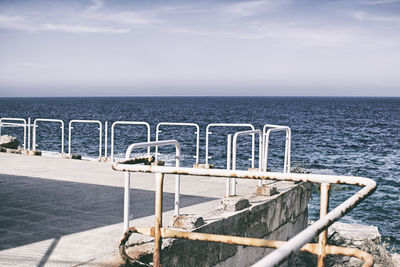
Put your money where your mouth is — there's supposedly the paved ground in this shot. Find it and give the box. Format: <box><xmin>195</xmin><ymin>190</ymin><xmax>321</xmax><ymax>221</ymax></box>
<box><xmin>0</xmin><ymin>153</ymin><xmax>259</xmax><ymax>266</ymax></box>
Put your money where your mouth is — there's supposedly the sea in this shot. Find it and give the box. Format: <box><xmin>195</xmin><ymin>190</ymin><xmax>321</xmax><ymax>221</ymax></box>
<box><xmin>0</xmin><ymin>96</ymin><xmax>399</xmax><ymax>251</ymax></box>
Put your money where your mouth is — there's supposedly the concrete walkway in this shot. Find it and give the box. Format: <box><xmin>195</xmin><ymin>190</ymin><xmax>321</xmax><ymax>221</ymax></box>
<box><xmin>0</xmin><ymin>153</ymin><xmax>259</xmax><ymax>266</ymax></box>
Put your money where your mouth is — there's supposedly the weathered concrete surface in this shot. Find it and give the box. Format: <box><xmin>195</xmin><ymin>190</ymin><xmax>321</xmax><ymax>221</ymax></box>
<box><xmin>116</xmin><ymin>181</ymin><xmax>312</xmax><ymax>267</ymax></box>
<box><xmin>328</xmin><ymin>222</ymin><xmax>381</xmax><ymax>248</ymax></box>
<box><xmin>0</xmin><ymin>152</ymin><xmax>312</xmax><ymax>267</ymax></box>
<box><xmin>293</xmin><ymin>222</ymin><xmax>398</xmax><ymax>267</ymax></box>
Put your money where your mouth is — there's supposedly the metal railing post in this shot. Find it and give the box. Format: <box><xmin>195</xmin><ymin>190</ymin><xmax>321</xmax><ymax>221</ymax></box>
<box><xmin>68</xmin><ymin>122</ymin><xmax>72</xmax><ymax>157</ymax></box>
<box><xmin>98</xmin><ymin>123</ymin><xmax>102</xmax><ymax>161</ymax></box>
<box><xmin>318</xmin><ymin>183</ymin><xmax>331</xmax><ymax>267</ymax></box>
<box><xmin>27</xmin><ymin>117</ymin><xmax>31</xmax><ymax>151</ymax></box>
<box><xmin>61</xmin><ymin>122</ymin><xmax>64</xmax><ymax>155</ymax></box>
<box><xmin>263</xmin><ymin>125</ymin><xmax>291</xmax><ymax>174</ymax></box>
<box><xmin>226</xmin><ymin>134</ymin><xmax>232</xmax><ymax>197</ymax></box>
<box><xmin>175</xmin><ymin>143</ymin><xmax>180</xmax><ymax>215</ymax></box>
<box><xmin>232</xmin><ymin>129</ymin><xmax>263</xmax><ymax>195</ymax></box>
<box><xmin>124</xmin><ymin>171</ymin><xmax>130</xmax><ymax>231</ymax></box>
<box><xmin>104</xmin><ymin>121</ymin><xmax>108</xmax><ymax>160</ymax></box>
<box><xmin>154</xmin><ymin>172</ymin><xmax>164</xmax><ymax>267</ymax></box>
<box><xmin>123</xmin><ymin>140</ymin><xmax>181</xmax><ymax>218</ymax></box>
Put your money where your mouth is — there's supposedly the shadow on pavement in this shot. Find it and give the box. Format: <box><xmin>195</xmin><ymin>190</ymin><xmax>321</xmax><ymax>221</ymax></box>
<box><xmin>0</xmin><ymin>174</ymin><xmax>216</xmax><ymax>251</ymax></box>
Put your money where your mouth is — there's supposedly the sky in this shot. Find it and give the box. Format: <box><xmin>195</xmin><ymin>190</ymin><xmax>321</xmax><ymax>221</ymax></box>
<box><xmin>0</xmin><ymin>0</ymin><xmax>399</xmax><ymax>97</ymax></box>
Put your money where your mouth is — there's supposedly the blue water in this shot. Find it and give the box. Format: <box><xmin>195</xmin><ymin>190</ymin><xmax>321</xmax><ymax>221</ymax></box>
<box><xmin>0</xmin><ymin>96</ymin><xmax>399</xmax><ymax>250</ymax></box>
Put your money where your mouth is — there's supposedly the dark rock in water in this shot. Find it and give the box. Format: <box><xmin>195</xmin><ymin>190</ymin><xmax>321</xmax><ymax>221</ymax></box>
<box><xmin>0</xmin><ymin>135</ymin><xmax>20</xmax><ymax>149</ymax></box>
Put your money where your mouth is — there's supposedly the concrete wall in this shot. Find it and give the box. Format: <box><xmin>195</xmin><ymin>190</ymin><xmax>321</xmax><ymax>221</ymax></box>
<box><xmin>130</xmin><ymin>181</ymin><xmax>312</xmax><ymax>266</ymax></box>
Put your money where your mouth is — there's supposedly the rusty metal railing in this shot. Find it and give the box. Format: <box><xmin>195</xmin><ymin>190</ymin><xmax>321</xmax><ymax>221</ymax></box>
<box><xmin>113</xmin><ymin>146</ymin><xmax>376</xmax><ymax>267</ymax></box>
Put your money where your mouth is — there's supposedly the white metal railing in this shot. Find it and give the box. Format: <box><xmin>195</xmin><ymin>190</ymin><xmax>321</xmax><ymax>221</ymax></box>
<box><xmin>0</xmin><ymin>118</ymin><xmax>27</xmax><ymax>150</ymax></box>
<box><xmin>155</xmin><ymin>122</ymin><xmax>200</xmax><ymax>165</ymax></box>
<box><xmin>68</xmin><ymin>120</ymin><xmax>102</xmax><ymax>160</ymax></box>
<box><xmin>104</xmin><ymin>121</ymin><xmax>108</xmax><ymax>159</ymax></box>
<box><xmin>33</xmin><ymin>118</ymin><xmax>65</xmax><ymax>154</ymax></box>
<box><xmin>263</xmin><ymin>124</ymin><xmax>291</xmax><ymax>173</ymax></box>
<box><xmin>231</xmin><ymin>129</ymin><xmax>263</xmax><ymax>196</ymax></box>
<box><xmin>122</xmin><ymin>140</ymin><xmax>181</xmax><ymax>231</ymax></box>
<box><xmin>205</xmin><ymin>123</ymin><xmax>255</xmax><ymax>167</ymax></box>
<box><xmin>27</xmin><ymin>118</ymin><xmax>31</xmax><ymax>150</ymax></box>
<box><xmin>110</xmin><ymin>121</ymin><xmax>151</xmax><ymax>162</ymax></box>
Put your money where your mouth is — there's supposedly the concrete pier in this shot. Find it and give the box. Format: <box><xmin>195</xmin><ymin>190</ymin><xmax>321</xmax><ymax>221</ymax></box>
<box><xmin>0</xmin><ymin>153</ymin><xmax>311</xmax><ymax>266</ymax></box>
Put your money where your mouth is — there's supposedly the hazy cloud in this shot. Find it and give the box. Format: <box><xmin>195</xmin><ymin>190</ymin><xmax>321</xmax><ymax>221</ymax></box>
<box><xmin>86</xmin><ymin>0</ymin><xmax>104</xmax><ymax>12</ymax></box>
<box><xmin>221</xmin><ymin>0</ymin><xmax>281</xmax><ymax>17</ymax></box>
<box><xmin>352</xmin><ymin>11</ymin><xmax>400</xmax><ymax>22</ymax></box>
<box><xmin>0</xmin><ymin>14</ymin><xmax>129</xmax><ymax>33</ymax></box>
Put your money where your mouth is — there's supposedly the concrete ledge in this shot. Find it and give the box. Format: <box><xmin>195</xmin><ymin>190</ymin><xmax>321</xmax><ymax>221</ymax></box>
<box><xmin>120</xmin><ymin>182</ymin><xmax>312</xmax><ymax>266</ymax></box>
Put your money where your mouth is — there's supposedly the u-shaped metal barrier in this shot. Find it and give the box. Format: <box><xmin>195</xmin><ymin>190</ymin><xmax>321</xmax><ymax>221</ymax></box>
<box><xmin>231</xmin><ymin>129</ymin><xmax>263</xmax><ymax>195</ymax></box>
<box><xmin>263</xmin><ymin>124</ymin><xmax>291</xmax><ymax>173</ymax></box>
<box><xmin>68</xmin><ymin>120</ymin><xmax>102</xmax><ymax>161</ymax></box>
<box><xmin>205</xmin><ymin>123</ymin><xmax>255</xmax><ymax>167</ymax></box>
<box><xmin>0</xmin><ymin>118</ymin><xmax>27</xmax><ymax>150</ymax></box>
<box><xmin>121</xmin><ymin>140</ymin><xmax>181</xmax><ymax>231</ymax></box>
<box><xmin>155</xmin><ymin>122</ymin><xmax>200</xmax><ymax>165</ymax></box>
<box><xmin>33</xmin><ymin>118</ymin><xmax>65</xmax><ymax>154</ymax></box>
<box><xmin>110</xmin><ymin>121</ymin><xmax>151</xmax><ymax>163</ymax></box>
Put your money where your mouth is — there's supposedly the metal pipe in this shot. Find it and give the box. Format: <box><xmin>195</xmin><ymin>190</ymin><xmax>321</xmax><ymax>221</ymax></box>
<box><xmin>124</xmin><ymin>171</ymin><xmax>130</xmax><ymax>232</ymax></box>
<box><xmin>113</xmin><ymin>164</ymin><xmax>376</xmax><ymax>188</ymax></box>
<box><xmin>232</xmin><ymin>129</ymin><xmax>263</xmax><ymax>195</ymax></box>
<box><xmin>68</xmin><ymin>120</ymin><xmax>102</xmax><ymax>160</ymax></box>
<box><xmin>154</xmin><ymin>172</ymin><xmax>164</xmax><ymax>267</ymax></box>
<box><xmin>33</xmin><ymin>118</ymin><xmax>64</xmax><ymax>154</ymax></box>
<box><xmin>155</xmin><ymin>122</ymin><xmax>200</xmax><ymax>164</ymax></box>
<box><xmin>263</xmin><ymin>125</ymin><xmax>291</xmax><ymax>173</ymax></box>
<box><xmin>318</xmin><ymin>183</ymin><xmax>331</xmax><ymax>267</ymax></box>
<box><xmin>174</xmin><ymin>143</ymin><xmax>181</xmax><ymax>215</ymax></box>
<box><xmin>205</xmin><ymin>123</ymin><xmax>255</xmax><ymax>166</ymax></box>
<box><xmin>122</xmin><ymin>140</ymin><xmax>182</xmax><ymax>229</ymax></box>
<box><xmin>0</xmin><ymin>118</ymin><xmax>27</xmax><ymax>150</ymax></box>
<box><xmin>110</xmin><ymin>121</ymin><xmax>151</xmax><ymax>163</ymax></box>
<box><xmin>27</xmin><ymin>117</ymin><xmax>31</xmax><ymax>151</ymax></box>
<box><xmin>226</xmin><ymin>134</ymin><xmax>232</xmax><ymax>197</ymax></box>
<box><xmin>104</xmin><ymin>121</ymin><xmax>108</xmax><ymax>160</ymax></box>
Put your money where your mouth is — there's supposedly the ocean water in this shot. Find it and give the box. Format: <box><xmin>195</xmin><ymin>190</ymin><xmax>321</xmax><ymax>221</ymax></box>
<box><xmin>0</xmin><ymin>96</ymin><xmax>399</xmax><ymax>250</ymax></box>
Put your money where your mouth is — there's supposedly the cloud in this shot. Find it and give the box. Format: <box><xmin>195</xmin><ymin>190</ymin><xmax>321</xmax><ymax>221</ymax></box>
<box><xmin>86</xmin><ymin>0</ymin><xmax>104</xmax><ymax>12</ymax></box>
<box><xmin>362</xmin><ymin>0</ymin><xmax>400</xmax><ymax>5</ymax></box>
<box><xmin>0</xmin><ymin>14</ymin><xmax>129</xmax><ymax>33</ymax></box>
<box><xmin>221</xmin><ymin>0</ymin><xmax>283</xmax><ymax>18</ymax></box>
<box><xmin>89</xmin><ymin>11</ymin><xmax>159</xmax><ymax>25</ymax></box>
<box><xmin>352</xmin><ymin>11</ymin><xmax>400</xmax><ymax>22</ymax></box>
<box><xmin>42</xmin><ymin>23</ymin><xmax>129</xmax><ymax>33</ymax></box>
